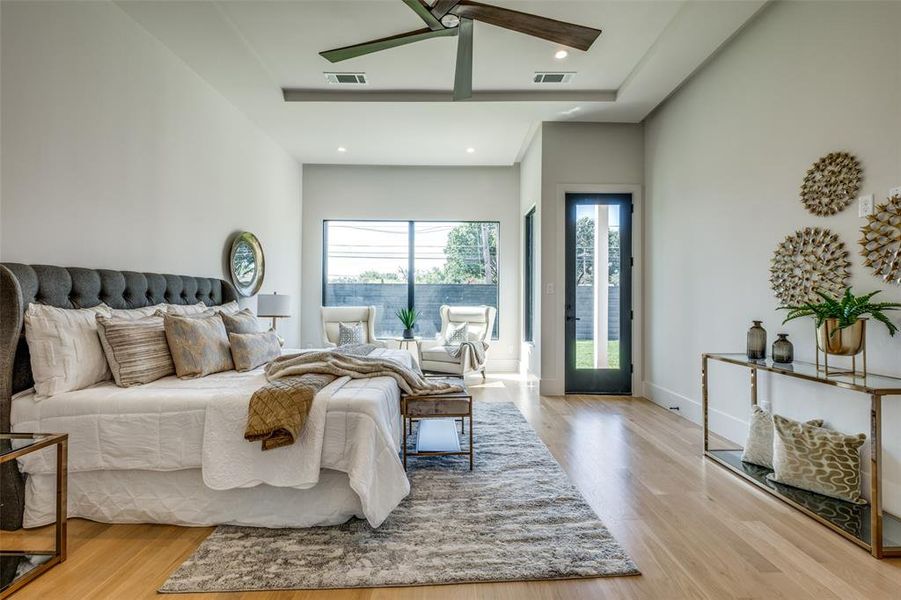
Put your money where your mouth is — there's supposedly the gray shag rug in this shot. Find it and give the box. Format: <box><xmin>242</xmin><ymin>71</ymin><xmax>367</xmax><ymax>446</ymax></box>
<box><xmin>160</xmin><ymin>401</ymin><xmax>638</xmax><ymax>592</ymax></box>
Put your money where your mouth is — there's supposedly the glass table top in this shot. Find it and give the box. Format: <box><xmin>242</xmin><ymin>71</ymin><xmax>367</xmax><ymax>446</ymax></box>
<box><xmin>706</xmin><ymin>354</ymin><xmax>901</xmax><ymax>394</ymax></box>
<box><xmin>0</xmin><ymin>433</ymin><xmax>63</xmax><ymax>458</ymax></box>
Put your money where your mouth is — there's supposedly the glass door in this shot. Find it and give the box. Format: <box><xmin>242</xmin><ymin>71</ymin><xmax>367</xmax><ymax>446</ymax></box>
<box><xmin>564</xmin><ymin>194</ymin><xmax>632</xmax><ymax>394</ymax></box>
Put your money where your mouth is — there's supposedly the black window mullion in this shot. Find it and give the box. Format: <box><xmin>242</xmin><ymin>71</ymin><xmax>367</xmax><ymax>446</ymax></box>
<box><xmin>407</xmin><ymin>221</ymin><xmax>415</xmax><ymax>311</ymax></box>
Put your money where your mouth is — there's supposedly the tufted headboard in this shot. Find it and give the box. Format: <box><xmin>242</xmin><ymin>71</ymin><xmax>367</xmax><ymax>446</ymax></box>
<box><xmin>0</xmin><ymin>263</ymin><xmax>238</xmax><ymax>429</ymax></box>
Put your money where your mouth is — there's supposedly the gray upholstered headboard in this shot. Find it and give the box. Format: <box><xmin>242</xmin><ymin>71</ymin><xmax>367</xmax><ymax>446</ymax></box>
<box><xmin>0</xmin><ymin>264</ymin><xmax>238</xmax><ymax>429</ymax></box>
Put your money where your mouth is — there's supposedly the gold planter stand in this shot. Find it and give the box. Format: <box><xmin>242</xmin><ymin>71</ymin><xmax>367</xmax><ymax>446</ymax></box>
<box><xmin>816</xmin><ymin>318</ymin><xmax>867</xmax><ymax>378</ymax></box>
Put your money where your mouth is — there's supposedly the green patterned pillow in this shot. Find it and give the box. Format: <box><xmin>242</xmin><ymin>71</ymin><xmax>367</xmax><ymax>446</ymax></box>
<box><xmin>229</xmin><ymin>331</ymin><xmax>281</xmax><ymax>372</ymax></box>
<box><xmin>163</xmin><ymin>313</ymin><xmax>234</xmax><ymax>378</ymax></box>
<box><xmin>767</xmin><ymin>414</ymin><xmax>867</xmax><ymax>505</ymax></box>
<box><xmin>741</xmin><ymin>406</ymin><xmax>822</xmax><ymax>469</ymax></box>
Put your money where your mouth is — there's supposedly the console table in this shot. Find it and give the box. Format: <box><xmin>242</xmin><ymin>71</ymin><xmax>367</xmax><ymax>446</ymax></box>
<box><xmin>702</xmin><ymin>353</ymin><xmax>901</xmax><ymax>558</ymax></box>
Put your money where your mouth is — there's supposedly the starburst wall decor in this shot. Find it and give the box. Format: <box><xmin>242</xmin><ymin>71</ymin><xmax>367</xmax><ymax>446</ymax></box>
<box><xmin>860</xmin><ymin>194</ymin><xmax>901</xmax><ymax>285</ymax></box>
<box><xmin>800</xmin><ymin>152</ymin><xmax>862</xmax><ymax>216</ymax></box>
<box><xmin>770</xmin><ymin>227</ymin><xmax>850</xmax><ymax>306</ymax></box>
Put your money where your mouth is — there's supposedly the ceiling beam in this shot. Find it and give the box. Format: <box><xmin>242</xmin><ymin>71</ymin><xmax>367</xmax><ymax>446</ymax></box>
<box><xmin>282</xmin><ymin>89</ymin><xmax>617</xmax><ymax>103</ymax></box>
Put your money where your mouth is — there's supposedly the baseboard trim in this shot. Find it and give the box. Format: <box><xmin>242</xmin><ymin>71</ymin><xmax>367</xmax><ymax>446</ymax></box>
<box><xmin>643</xmin><ymin>380</ymin><xmax>747</xmax><ymax>446</ymax></box>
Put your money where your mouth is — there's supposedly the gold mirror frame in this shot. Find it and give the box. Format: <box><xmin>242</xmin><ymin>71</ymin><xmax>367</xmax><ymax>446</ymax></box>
<box><xmin>860</xmin><ymin>194</ymin><xmax>901</xmax><ymax>285</ymax></box>
<box><xmin>229</xmin><ymin>232</ymin><xmax>265</xmax><ymax>297</ymax></box>
<box><xmin>770</xmin><ymin>227</ymin><xmax>850</xmax><ymax>306</ymax></box>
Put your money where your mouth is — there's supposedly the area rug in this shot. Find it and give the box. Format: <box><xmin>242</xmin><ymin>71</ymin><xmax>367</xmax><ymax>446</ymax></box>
<box><xmin>160</xmin><ymin>401</ymin><xmax>638</xmax><ymax>592</ymax></box>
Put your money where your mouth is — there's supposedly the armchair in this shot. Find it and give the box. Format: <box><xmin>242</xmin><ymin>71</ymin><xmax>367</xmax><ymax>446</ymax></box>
<box><xmin>320</xmin><ymin>306</ymin><xmax>385</xmax><ymax>348</ymax></box>
<box><xmin>420</xmin><ymin>305</ymin><xmax>497</xmax><ymax>379</ymax></box>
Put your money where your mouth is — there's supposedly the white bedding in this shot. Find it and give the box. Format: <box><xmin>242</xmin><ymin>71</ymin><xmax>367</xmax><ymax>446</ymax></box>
<box><xmin>12</xmin><ymin>348</ymin><xmax>412</xmax><ymax>527</ymax></box>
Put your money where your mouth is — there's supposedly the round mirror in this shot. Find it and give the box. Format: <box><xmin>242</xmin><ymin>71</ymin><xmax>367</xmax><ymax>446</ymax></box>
<box><xmin>229</xmin><ymin>232</ymin><xmax>265</xmax><ymax>297</ymax></box>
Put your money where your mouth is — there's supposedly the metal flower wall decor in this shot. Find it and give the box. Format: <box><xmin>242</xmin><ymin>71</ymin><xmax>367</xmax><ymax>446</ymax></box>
<box><xmin>770</xmin><ymin>227</ymin><xmax>850</xmax><ymax>306</ymax></box>
<box><xmin>800</xmin><ymin>152</ymin><xmax>862</xmax><ymax>216</ymax></box>
<box><xmin>859</xmin><ymin>194</ymin><xmax>901</xmax><ymax>285</ymax></box>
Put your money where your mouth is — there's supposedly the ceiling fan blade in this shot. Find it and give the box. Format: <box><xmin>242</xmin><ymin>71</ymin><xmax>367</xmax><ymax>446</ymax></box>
<box><xmin>450</xmin><ymin>1</ymin><xmax>601</xmax><ymax>51</ymax></box>
<box><xmin>320</xmin><ymin>27</ymin><xmax>456</xmax><ymax>63</ymax></box>
<box><xmin>431</xmin><ymin>0</ymin><xmax>461</xmax><ymax>19</ymax></box>
<box><xmin>401</xmin><ymin>0</ymin><xmax>444</xmax><ymax>31</ymax></box>
<box><xmin>453</xmin><ymin>17</ymin><xmax>473</xmax><ymax>101</ymax></box>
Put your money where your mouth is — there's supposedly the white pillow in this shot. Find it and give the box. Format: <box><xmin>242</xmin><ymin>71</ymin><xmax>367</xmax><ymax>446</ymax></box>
<box><xmin>444</xmin><ymin>322</ymin><xmax>469</xmax><ymax>345</ymax></box>
<box><xmin>165</xmin><ymin>302</ymin><xmax>207</xmax><ymax>316</ymax></box>
<box><xmin>208</xmin><ymin>301</ymin><xmax>240</xmax><ymax>315</ymax></box>
<box><xmin>24</xmin><ymin>303</ymin><xmax>113</xmax><ymax>398</ymax></box>
<box><xmin>110</xmin><ymin>303</ymin><xmax>167</xmax><ymax>320</ymax></box>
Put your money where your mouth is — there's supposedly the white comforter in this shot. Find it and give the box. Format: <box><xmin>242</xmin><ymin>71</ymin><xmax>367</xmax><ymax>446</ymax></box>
<box><xmin>11</xmin><ymin>348</ymin><xmax>411</xmax><ymax>527</ymax></box>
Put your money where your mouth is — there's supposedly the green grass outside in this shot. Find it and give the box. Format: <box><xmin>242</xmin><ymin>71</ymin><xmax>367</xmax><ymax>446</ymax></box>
<box><xmin>576</xmin><ymin>340</ymin><xmax>620</xmax><ymax>370</ymax></box>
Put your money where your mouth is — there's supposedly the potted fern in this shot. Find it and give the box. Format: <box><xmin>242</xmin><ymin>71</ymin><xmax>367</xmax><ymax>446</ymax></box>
<box><xmin>395</xmin><ymin>307</ymin><xmax>421</xmax><ymax>340</ymax></box>
<box><xmin>780</xmin><ymin>288</ymin><xmax>901</xmax><ymax>357</ymax></box>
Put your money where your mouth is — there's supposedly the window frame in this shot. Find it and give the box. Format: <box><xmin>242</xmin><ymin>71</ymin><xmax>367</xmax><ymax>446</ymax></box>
<box><xmin>523</xmin><ymin>207</ymin><xmax>536</xmax><ymax>343</ymax></box>
<box><xmin>322</xmin><ymin>219</ymin><xmax>501</xmax><ymax>339</ymax></box>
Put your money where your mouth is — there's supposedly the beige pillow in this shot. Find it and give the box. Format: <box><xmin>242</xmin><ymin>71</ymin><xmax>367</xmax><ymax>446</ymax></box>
<box><xmin>767</xmin><ymin>414</ymin><xmax>867</xmax><ymax>504</ymax></box>
<box><xmin>221</xmin><ymin>309</ymin><xmax>262</xmax><ymax>335</ymax></box>
<box><xmin>229</xmin><ymin>331</ymin><xmax>281</xmax><ymax>372</ymax></box>
<box><xmin>741</xmin><ymin>406</ymin><xmax>822</xmax><ymax>469</ymax></box>
<box><xmin>24</xmin><ymin>303</ymin><xmax>112</xmax><ymax>397</ymax></box>
<box><xmin>163</xmin><ymin>313</ymin><xmax>234</xmax><ymax>378</ymax></box>
<box><xmin>110</xmin><ymin>304</ymin><xmax>168</xmax><ymax>320</ymax></box>
<box><xmin>165</xmin><ymin>302</ymin><xmax>207</xmax><ymax>316</ymax></box>
<box><xmin>96</xmin><ymin>315</ymin><xmax>175</xmax><ymax>387</ymax></box>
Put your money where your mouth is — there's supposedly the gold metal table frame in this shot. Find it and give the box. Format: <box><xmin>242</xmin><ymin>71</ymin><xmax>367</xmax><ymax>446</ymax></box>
<box><xmin>702</xmin><ymin>353</ymin><xmax>901</xmax><ymax>559</ymax></box>
<box><xmin>0</xmin><ymin>433</ymin><xmax>68</xmax><ymax>598</ymax></box>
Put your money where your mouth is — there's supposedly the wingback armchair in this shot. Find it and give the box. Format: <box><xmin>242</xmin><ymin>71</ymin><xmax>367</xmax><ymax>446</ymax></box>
<box><xmin>320</xmin><ymin>306</ymin><xmax>385</xmax><ymax>347</ymax></box>
<box><xmin>420</xmin><ymin>305</ymin><xmax>497</xmax><ymax>379</ymax></box>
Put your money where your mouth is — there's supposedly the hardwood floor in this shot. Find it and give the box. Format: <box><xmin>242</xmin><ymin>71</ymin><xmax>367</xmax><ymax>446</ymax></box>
<box><xmin>5</xmin><ymin>375</ymin><xmax>901</xmax><ymax>599</ymax></box>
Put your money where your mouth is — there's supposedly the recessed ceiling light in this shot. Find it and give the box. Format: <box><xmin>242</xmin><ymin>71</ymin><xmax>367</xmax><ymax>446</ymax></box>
<box><xmin>337</xmin><ymin>146</ymin><xmax>347</xmax><ymax>153</ymax></box>
<box><xmin>466</xmin><ymin>147</ymin><xmax>475</xmax><ymax>154</ymax></box>
<box><xmin>554</xmin><ymin>50</ymin><xmax>568</xmax><ymax>60</ymax></box>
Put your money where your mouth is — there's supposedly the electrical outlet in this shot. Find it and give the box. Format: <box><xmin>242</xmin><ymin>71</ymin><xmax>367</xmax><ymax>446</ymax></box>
<box><xmin>546</xmin><ymin>283</ymin><xmax>555</xmax><ymax>295</ymax></box>
<box><xmin>859</xmin><ymin>194</ymin><xmax>874</xmax><ymax>217</ymax></box>
<box><xmin>890</xmin><ymin>186</ymin><xmax>901</xmax><ymax>198</ymax></box>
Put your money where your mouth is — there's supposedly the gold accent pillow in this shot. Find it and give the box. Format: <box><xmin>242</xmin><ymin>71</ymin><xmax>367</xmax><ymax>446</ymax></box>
<box><xmin>229</xmin><ymin>331</ymin><xmax>281</xmax><ymax>372</ymax></box>
<box><xmin>97</xmin><ymin>315</ymin><xmax>174</xmax><ymax>386</ymax></box>
<box><xmin>741</xmin><ymin>406</ymin><xmax>822</xmax><ymax>469</ymax></box>
<box><xmin>163</xmin><ymin>313</ymin><xmax>234</xmax><ymax>378</ymax></box>
<box><xmin>221</xmin><ymin>309</ymin><xmax>262</xmax><ymax>335</ymax></box>
<box><xmin>767</xmin><ymin>414</ymin><xmax>867</xmax><ymax>504</ymax></box>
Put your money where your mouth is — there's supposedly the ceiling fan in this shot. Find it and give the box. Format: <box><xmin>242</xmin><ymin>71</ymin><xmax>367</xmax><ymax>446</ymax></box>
<box><xmin>319</xmin><ymin>0</ymin><xmax>602</xmax><ymax>101</ymax></box>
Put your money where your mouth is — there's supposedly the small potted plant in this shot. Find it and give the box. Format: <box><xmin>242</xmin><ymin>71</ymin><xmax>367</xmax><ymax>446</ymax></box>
<box><xmin>395</xmin><ymin>307</ymin><xmax>421</xmax><ymax>340</ymax></box>
<box><xmin>780</xmin><ymin>288</ymin><xmax>901</xmax><ymax>357</ymax></box>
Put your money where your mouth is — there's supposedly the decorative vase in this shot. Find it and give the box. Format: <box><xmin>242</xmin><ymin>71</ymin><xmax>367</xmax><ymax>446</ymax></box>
<box><xmin>747</xmin><ymin>321</ymin><xmax>767</xmax><ymax>360</ymax></box>
<box><xmin>402</xmin><ymin>327</ymin><xmax>414</xmax><ymax>340</ymax></box>
<box><xmin>772</xmin><ymin>334</ymin><xmax>794</xmax><ymax>364</ymax></box>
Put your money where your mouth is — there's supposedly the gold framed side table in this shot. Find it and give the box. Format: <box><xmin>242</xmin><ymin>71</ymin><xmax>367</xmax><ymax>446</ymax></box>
<box><xmin>0</xmin><ymin>433</ymin><xmax>67</xmax><ymax>599</ymax></box>
<box><xmin>401</xmin><ymin>380</ymin><xmax>473</xmax><ymax>470</ymax></box>
<box><xmin>702</xmin><ymin>354</ymin><xmax>901</xmax><ymax>559</ymax></box>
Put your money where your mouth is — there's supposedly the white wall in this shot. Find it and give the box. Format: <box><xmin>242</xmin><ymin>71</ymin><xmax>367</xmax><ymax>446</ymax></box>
<box><xmin>0</xmin><ymin>1</ymin><xmax>303</xmax><ymax>345</ymax></box>
<box><xmin>519</xmin><ymin>128</ymin><xmax>542</xmax><ymax>379</ymax></box>
<box><xmin>644</xmin><ymin>1</ymin><xmax>901</xmax><ymax>511</ymax></box>
<box><xmin>301</xmin><ymin>165</ymin><xmax>520</xmax><ymax>371</ymax></box>
<box><xmin>539</xmin><ymin>122</ymin><xmax>645</xmax><ymax>396</ymax></box>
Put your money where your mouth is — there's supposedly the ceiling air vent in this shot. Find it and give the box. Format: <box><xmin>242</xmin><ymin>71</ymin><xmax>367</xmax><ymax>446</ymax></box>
<box><xmin>324</xmin><ymin>72</ymin><xmax>368</xmax><ymax>85</ymax></box>
<box><xmin>533</xmin><ymin>72</ymin><xmax>575</xmax><ymax>84</ymax></box>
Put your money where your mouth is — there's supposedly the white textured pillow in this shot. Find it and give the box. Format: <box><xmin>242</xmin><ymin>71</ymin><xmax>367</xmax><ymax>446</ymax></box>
<box><xmin>337</xmin><ymin>321</ymin><xmax>364</xmax><ymax>346</ymax></box>
<box><xmin>209</xmin><ymin>301</ymin><xmax>240</xmax><ymax>315</ymax></box>
<box><xmin>110</xmin><ymin>304</ymin><xmax>167</xmax><ymax>320</ymax></box>
<box><xmin>742</xmin><ymin>405</ymin><xmax>823</xmax><ymax>469</ymax></box>
<box><xmin>25</xmin><ymin>303</ymin><xmax>113</xmax><ymax>397</ymax></box>
<box><xmin>166</xmin><ymin>302</ymin><xmax>207</xmax><ymax>316</ymax></box>
<box><xmin>444</xmin><ymin>322</ymin><xmax>469</xmax><ymax>345</ymax></box>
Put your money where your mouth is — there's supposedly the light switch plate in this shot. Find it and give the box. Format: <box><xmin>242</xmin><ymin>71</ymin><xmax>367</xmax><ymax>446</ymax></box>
<box><xmin>859</xmin><ymin>194</ymin><xmax>874</xmax><ymax>217</ymax></box>
<box><xmin>546</xmin><ymin>283</ymin><xmax>554</xmax><ymax>295</ymax></box>
<box><xmin>890</xmin><ymin>186</ymin><xmax>901</xmax><ymax>197</ymax></box>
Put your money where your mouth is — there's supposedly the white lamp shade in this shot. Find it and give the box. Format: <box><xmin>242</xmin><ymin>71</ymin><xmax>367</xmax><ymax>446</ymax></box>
<box><xmin>257</xmin><ymin>293</ymin><xmax>291</xmax><ymax>317</ymax></box>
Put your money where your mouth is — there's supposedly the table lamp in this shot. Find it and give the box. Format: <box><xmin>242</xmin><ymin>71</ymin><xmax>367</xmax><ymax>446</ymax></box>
<box><xmin>257</xmin><ymin>292</ymin><xmax>291</xmax><ymax>332</ymax></box>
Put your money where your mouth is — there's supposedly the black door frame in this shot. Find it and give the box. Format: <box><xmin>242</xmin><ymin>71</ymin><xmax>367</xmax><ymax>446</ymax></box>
<box><xmin>564</xmin><ymin>193</ymin><xmax>633</xmax><ymax>394</ymax></box>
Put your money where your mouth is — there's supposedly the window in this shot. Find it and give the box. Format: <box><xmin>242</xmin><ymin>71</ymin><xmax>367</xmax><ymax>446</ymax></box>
<box><xmin>524</xmin><ymin>207</ymin><xmax>535</xmax><ymax>342</ymax></box>
<box><xmin>323</xmin><ymin>220</ymin><xmax>499</xmax><ymax>339</ymax></box>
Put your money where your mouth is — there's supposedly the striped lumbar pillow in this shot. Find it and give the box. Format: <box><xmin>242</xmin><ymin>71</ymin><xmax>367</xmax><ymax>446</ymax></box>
<box><xmin>96</xmin><ymin>314</ymin><xmax>175</xmax><ymax>387</ymax></box>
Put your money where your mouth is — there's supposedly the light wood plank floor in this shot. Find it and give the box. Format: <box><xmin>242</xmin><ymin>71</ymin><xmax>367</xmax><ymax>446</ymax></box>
<box><xmin>4</xmin><ymin>375</ymin><xmax>900</xmax><ymax>599</ymax></box>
